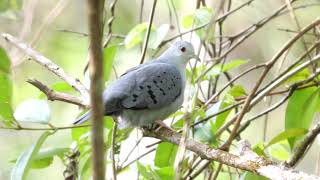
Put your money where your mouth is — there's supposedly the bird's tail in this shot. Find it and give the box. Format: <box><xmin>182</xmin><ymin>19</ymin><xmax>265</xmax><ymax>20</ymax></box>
<box><xmin>73</xmin><ymin>111</ymin><xmax>91</xmax><ymax>125</ymax></box>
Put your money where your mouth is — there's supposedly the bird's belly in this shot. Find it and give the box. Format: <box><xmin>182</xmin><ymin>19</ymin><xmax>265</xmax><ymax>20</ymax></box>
<box><xmin>118</xmin><ymin>93</ymin><xmax>184</xmax><ymax>128</ymax></box>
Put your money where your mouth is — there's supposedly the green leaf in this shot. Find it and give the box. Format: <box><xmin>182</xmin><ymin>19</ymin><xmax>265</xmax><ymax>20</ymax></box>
<box><xmin>124</xmin><ymin>23</ymin><xmax>155</xmax><ymax>49</ymax></box>
<box><xmin>252</xmin><ymin>142</ymin><xmax>267</xmax><ymax>158</ymax></box>
<box><xmin>14</xmin><ymin>99</ymin><xmax>51</xmax><ymax>124</ymax></box>
<box><xmin>103</xmin><ymin>46</ymin><xmax>118</xmax><ymax>82</ymax></box>
<box><xmin>0</xmin><ymin>47</ymin><xmax>11</xmax><ymax>73</ymax></box>
<box><xmin>0</xmin><ymin>0</ymin><xmax>22</xmax><ymax>11</ymax></box>
<box><xmin>124</xmin><ymin>23</ymin><xmax>169</xmax><ymax>49</ymax></box>
<box><xmin>241</xmin><ymin>172</ymin><xmax>268</xmax><ymax>180</ymax></box>
<box><xmin>194</xmin><ymin>120</ymin><xmax>216</xmax><ymax>145</ymax></box>
<box><xmin>11</xmin><ymin>148</ymin><xmax>69</xmax><ymax>169</ymax></box>
<box><xmin>209</xmin><ymin>59</ymin><xmax>248</xmax><ymax>77</ymax></box>
<box><xmin>32</xmin><ymin>148</ymin><xmax>69</xmax><ymax>169</ymax></box>
<box><xmin>285</xmin><ymin>68</ymin><xmax>310</xmax><ymax>84</ymax></box>
<box><xmin>11</xmin><ymin>131</ymin><xmax>52</xmax><ymax>180</ymax></box>
<box><xmin>229</xmin><ymin>85</ymin><xmax>247</xmax><ymax>97</ymax></box>
<box><xmin>155</xmin><ymin>166</ymin><xmax>174</xmax><ymax>180</ymax></box>
<box><xmin>137</xmin><ymin>162</ymin><xmax>160</xmax><ymax>180</ymax></box>
<box><xmin>79</xmin><ymin>153</ymin><xmax>92</xmax><ymax>180</ymax></box>
<box><xmin>182</xmin><ymin>7</ymin><xmax>213</xmax><ymax>39</ymax></box>
<box><xmin>211</xmin><ymin>85</ymin><xmax>245</xmax><ymax>134</ymax></box>
<box><xmin>268</xmin><ymin>141</ymin><xmax>290</xmax><ymax>161</ymax></box>
<box><xmin>71</xmin><ymin>126</ymin><xmax>89</xmax><ymax>141</ymax></box>
<box><xmin>154</xmin><ymin>142</ymin><xmax>177</xmax><ymax>168</ymax></box>
<box><xmin>266</xmin><ymin>128</ymin><xmax>308</xmax><ymax>148</ymax></box>
<box><xmin>211</xmin><ymin>98</ymin><xmax>232</xmax><ymax>133</ymax></box>
<box><xmin>149</xmin><ymin>24</ymin><xmax>170</xmax><ymax>49</ymax></box>
<box><xmin>285</xmin><ymin>87</ymin><xmax>319</xmax><ymax>149</ymax></box>
<box><xmin>181</xmin><ymin>15</ymin><xmax>193</xmax><ymax>28</ymax></box>
<box><xmin>0</xmin><ymin>47</ymin><xmax>14</xmax><ymax>126</ymax></box>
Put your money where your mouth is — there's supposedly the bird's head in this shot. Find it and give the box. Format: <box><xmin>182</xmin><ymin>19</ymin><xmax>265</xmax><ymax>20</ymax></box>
<box><xmin>160</xmin><ymin>41</ymin><xmax>200</xmax><ymax>65</ymax></box>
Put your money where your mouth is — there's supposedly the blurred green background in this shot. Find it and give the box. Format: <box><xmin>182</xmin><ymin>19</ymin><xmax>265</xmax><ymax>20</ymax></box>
<box><xmin>0</xmin><ymin>0</ymin><xmax>320</xmax><ymax>179</ymax></box>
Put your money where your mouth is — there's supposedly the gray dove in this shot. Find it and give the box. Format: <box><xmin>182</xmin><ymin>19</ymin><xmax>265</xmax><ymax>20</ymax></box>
<box><xmin>74</xmin><ymin>41</ymin><xmax>199</xmax><ymax>128</ymax></box>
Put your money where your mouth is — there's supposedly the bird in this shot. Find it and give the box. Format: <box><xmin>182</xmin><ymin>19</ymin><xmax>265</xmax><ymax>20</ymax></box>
<box><xmin>73</xmin><ymin>41</ymin><xmax>199</xmax><ymax>128</ymax></box>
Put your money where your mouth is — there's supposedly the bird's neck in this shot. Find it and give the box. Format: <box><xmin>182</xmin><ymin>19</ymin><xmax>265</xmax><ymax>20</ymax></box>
<box><xmin>158</xmin><ymin>55</ymin><xmax>188</xmax><ymax>73</ymax></box>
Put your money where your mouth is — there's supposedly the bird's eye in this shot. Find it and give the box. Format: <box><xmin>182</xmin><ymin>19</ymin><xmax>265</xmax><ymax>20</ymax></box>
<box><xmin>180</xmin><ymin>47</ymin><xmax>186</xmax><ymax>52</ymax></box>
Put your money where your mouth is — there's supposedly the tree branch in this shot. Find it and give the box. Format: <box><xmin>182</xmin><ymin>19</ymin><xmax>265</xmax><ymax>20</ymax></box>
<box><xmin>143</xmin><ymin>128</ymin><xmax>320</xmax><ymax>180</ymax></box>
<box><xmin>286</xmin><ymin>122</ymin><xmax>320</xmax><ymax>167</ymax></box>
<box><xmin>27</xmin><ymin>79</ymin><xmax>89</xmax><ymax>108</ymax></box>
<box><xmin>0</xmin><ymin>33</ymin><xmax>90</xmax><ymax>103</ymax></box>
<box><xmin>87</xmin><ymin>0</ymin><xmax>106</xmax><ymax>179</ymax></box>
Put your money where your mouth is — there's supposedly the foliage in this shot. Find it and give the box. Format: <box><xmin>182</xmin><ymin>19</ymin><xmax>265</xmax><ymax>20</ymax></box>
<box><xmin>0</xmin><ymin>47</ymin><xmax>14</xmax><ymax>126</ymax></box>
<box><xmin>11</xmin><ymin>131</ymin><xmax>53</xmax><ymax>180</ymax></box>
<box><xmin>2</xmin><ymin>1</ymin><xmax>320</xmax><ymax>180</ymax></box>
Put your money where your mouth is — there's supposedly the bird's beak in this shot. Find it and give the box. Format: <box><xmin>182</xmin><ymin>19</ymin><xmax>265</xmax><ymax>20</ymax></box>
<box><xmin>193</xmin><ymin>55</ymin><xmax>201</xmax><ymax>62</ymax></box>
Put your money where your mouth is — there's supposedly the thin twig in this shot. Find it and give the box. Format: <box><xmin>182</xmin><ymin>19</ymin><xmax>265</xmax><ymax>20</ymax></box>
<box><xmin>27</xmin><ymin>79</ymin><xmax>88</xmax><ymax>108</ymax></box>
<box><xmin>111</xmin><ymin>123</ymin><xmax>118</xmax><ymax>180</ymax></box>
<box><xmin>216</xmin><ymin>53</ymin><xmax>320</xmax><ymax>139</ymax></box>
<box><xmin>118</xmin><ymin>148</ymin><xmax>156</xmax><ymax>172</ymax></box>
<box><xmin>0</xmin><ymin>124</ymin><xmax>89</xmax><ymax>131</ymax></box>
<box><xmin>204</xmin><ymin>64</ymin><xmax>265</xmax><ymax>107</ymax></box>
<box><xmin>174</xmin><ymin>112</ymin><xmax>190</xmax><ymax>179</ymax></box>
<box><xmin>139</xmin><ymin>0</ymin><xmax>157</xmax><ymax>64</ymax></box>
<box><xmin>120</xmin><ymin>137</ymin><xmax>143</xmax><ymax>168</ymax></box>
<box><xmin>237</xmin><ymin>87</ymin><xmax>295</xmax><ymax>136</ymax></box>
<box><xmin>188</xmin><ymin>161</ymin><xmax>211</xmax><ymax>179</ymax></box>
<box><xmin>196</xmin><ymin>0</ymin><xmax>298</xmax><ymax>82</ymax></box>
<box><xmin>103</xmin><ymin>0</ymin><xmax>118</xmax><ymax>48</ymax></box>
<box><xmin>220</xmin><ymin>18</ymin><xmax>320</xmax><ymax>149</ymax></box>
<box><xmin>169</xmin><ymin>0</ymin><xmax>182</xmax><ymax>40</ymax></box>
<box><xmin>212</xmin><ymin>163</ymin><xmax>223</xmax><ymax>180</ymax></box>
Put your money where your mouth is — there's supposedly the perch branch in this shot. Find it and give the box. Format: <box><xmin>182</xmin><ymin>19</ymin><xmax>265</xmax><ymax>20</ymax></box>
<box><xmin>143</xmin><ymin>128</ymin><xmax>320</xmax><ymax>180</ymax></box>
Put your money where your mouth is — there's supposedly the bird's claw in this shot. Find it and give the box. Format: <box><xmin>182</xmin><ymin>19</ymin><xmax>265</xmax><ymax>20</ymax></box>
<box><xmin>154</xmin><ymin>120</ymin><xmax>175</xmax><ymax>132</ymax></box>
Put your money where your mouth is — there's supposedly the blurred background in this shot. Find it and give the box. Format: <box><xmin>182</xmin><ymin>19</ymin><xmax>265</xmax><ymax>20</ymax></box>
<box><xmin>0</xmin><ymin>0</ymin><xmax>320</xmax><ymax>179</ymax></box>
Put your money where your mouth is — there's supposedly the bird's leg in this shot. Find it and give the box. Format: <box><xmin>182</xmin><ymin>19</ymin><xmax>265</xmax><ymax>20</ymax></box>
<box><xmin>154</xmin><ymin>120</ymin><xmax>175</xmax><ymax>132</ymax></box>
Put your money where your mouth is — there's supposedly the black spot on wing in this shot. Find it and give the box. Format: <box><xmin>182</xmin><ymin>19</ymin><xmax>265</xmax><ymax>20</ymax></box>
<box><xmin>147</xmin><ymin>90</ymin><xmax>158</xmax><ymax>104</ymax></box>
<box><xmin>159</xmin><ymin>88</ymin><xmax>166</xmax><ymax>96</ymax></box>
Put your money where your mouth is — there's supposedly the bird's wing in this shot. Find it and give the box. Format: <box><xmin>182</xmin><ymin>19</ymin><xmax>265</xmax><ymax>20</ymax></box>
<box><xmin>120</xmin><ymin>63</ymin><xmax>183</xmax><ymax>110</ymax></box>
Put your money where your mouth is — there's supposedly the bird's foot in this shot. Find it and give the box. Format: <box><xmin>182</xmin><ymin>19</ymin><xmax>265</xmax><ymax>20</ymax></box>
<box><xmin>141</xmin><ymin>120</ymin><xmax>174</xmax><ymax>133</ymax></box>
<box><xmin>154</xmin><ymin>120</ymin><xmax>175</xmax><ymax>132</ymax></box>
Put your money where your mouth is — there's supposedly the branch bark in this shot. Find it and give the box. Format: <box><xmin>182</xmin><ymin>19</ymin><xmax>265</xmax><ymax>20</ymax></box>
<box><xmin>143</xmin><ymin>128</ymin><xmax>320</xmax><ymax>180</ymax></box>
<box><xmin>286</xmin><ymin>122</ymin><xmax>320</xmax><ymax>167</ymax></box>
<box><xmin>0</xmin><ymin>33</ymin><xmax>90</xmax><ymax>104</ymax></box>
<box><xmin>27</xmin><ymin>79</ymin><xmax>89</xmax><ymax>108</ymax></box>
<box><xmin>87</xmin><ymin>0</ymin><xmax>106</xmax><ymax>179</ymax></box>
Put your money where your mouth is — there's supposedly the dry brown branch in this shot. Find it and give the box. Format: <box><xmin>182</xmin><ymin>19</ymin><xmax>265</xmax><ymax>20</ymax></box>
<box><xmin>27</xmin><ymin>79</ymin><xmax>89</xmax><ymax>108</ymax></box>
